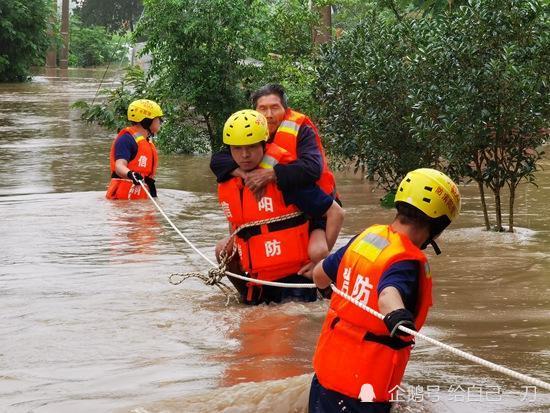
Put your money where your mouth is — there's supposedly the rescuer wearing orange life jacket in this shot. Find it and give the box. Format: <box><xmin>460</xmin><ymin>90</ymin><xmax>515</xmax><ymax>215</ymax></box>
<box><xmin>211</xmin><ymin>84</ymin><xmax>339</xmax><ymax>265</ymax></box>
<box><xmin>309</xmin><ymin>168</ymin><xmax>461</xmax><ymax>412</ymax></box>
<box><xmin>216</xmin><ymin>109</ymin><xmax>344</xmax><ymax>305</ymax></box>
<box><xmin>106</xmin><ymin>99</ymin><xmax>163</xmax><ymax>200</ymax></box>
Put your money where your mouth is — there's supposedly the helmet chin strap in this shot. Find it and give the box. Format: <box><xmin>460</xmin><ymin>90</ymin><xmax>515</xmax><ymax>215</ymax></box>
<box><xmin>421</xmin><ymin>223</ymin><xmax>447</xmax><ymax>255</ymax></box>
<box><xmin>429</xmin><ymin>240</ymin><xmax>441</xmax><ymax>255</ymax></box>
<box><xmin>421</xmin><ymin>238</ymin><xmax>442</xmax><ymax>255</ymax></box>
<box><xmin>139</xmin><ymin>120</ymin><xmax>154</xmax><ymax>139</ymax></box>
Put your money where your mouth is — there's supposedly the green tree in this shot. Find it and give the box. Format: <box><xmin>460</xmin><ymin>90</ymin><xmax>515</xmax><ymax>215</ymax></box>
<box><xmin>317</xmin><ymin>14</ymin><xmax>442</xmax><ymax>191</ymax></box>
<box><xmin>244</xmin><ymin>0</ymin><xmax>321</xmax><ymax>118</ymax></box>
<box><xmin>265</xmin><ymin>0</ymin><xmax>318</xmax><ymax>56</ymax></box>
<box><xmin>317</xmin><ymin>0</ymin><xmax>549</xmax><ymax>230</ymax></box>
<box><xmin>430</xmin><ymin>0</ymin><xmax>549</xmax><ymax>231</ymax></box>
<box><xmin>74</xmin><ymin>0</ymin><xmax>335</xmax><ymax>152</ymax></box>
<box><xmin>137</xmin><ymin>0</ymin><xmax>266</xmax><ymax>150</ymax></box>
<box><xmin>0</xmin><ymin>0</ymin><xmax>51</xmax><ymax>82</ymax></box>
<box><xmin>74</xmin><ymin>0</ymin><xmax>143</xmax><ymax>32</ymax></box>
<box><xmin>69</xmin><ymin>16</ymin><xmax>127</xmax><ymax>67</ymax></box>
<box><xmin>331</xmin><ymin>1</ymin><xmax>379</xmax><ymax>32</ymax></box>
<box><xmin>73</xmin><ymin>66</ymin><xmax>148</xmax><ymax>132</ymax></box>
<box><xmin>73</xmin><ymin>66</ymin><xmax>210</xmax><ymax>153</ymax></box>
<box><xmin>330</xmin><ymin>0</ymin><xmax>468</xmax><ymax>32</ymax></box>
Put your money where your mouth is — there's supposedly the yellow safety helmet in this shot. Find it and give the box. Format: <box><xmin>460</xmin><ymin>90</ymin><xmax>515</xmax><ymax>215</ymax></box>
<box><xmin>223</xmin><ymin>109</ymin><xmax>269</xmax><ymax>145</ymax></box>
<box><xmin>395</xmin><ymin>168</ymin><xmax>461</xmax><ymax>224</ymax></box>
<box><xmin>127</xmin><ymin>99</ymin><xmax>164</xmax><ymax>122</ymax></box>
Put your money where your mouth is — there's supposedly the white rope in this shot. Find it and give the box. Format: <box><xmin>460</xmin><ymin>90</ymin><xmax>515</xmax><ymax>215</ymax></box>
<box><xmin>137</xmin><ymin>181</ymin><xmax>316</xmax><ymax>288</ymax></box>
<box><xmin>330</xmin><ymin>284</ymin><xmax>550</xmax><ymax>391</ymax></box>
<box><xmin>138</xmin><ymin>181</ymin><xmax>550</xmax><ymax>391</ymax></box>
<box><xmin>139</xmin><ymin>181</ymin><xmax>550</xmax><ymax>390</ymax></box>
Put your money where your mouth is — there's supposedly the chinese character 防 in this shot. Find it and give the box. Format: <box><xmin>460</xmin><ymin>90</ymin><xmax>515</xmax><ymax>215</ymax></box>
<box><xmin>351</xmin><ymin>274</ymin><xmax>373</xmax><ymax>304</ymax></box>
<box><xmin>265</xmin><ymin>239</ymin><xmax>281</xmax><ymax>257</ymax></box>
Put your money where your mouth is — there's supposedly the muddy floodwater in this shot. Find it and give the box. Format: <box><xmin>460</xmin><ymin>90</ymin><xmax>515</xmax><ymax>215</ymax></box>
<box><xmin>0</xmin><ymin>68</ymin><xmax>549</xmax><ymax>413</ymax></box>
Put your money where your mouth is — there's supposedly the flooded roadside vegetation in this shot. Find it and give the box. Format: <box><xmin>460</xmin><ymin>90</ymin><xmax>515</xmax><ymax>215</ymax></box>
<box><xmin>0</xmin><ymin>69</ymin><xmax>548</xmax><ymax>413</ymax></box>
<box><xmin>2</xmin><ymin>1</ymin><xmax>549</xmax><ymax>412</ymax></box>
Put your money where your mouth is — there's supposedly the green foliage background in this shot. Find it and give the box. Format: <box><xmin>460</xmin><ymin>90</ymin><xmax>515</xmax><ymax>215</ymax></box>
<box><xmin>318</xmin><ymin>0</ymin><xmax>549</xmax><ymax>229</ymax></box>
<box><xmin>0</xmin><ymin>0</ymin><xmax>51</xmax><ymax>82</ymax></box>
<box><xmin>73</xmin><ymin>0</ymin><xmax>548</xmax><ymax>230</ymax></box>
<box><xmin>74</xmin><ymin>0</ymin><xmax>144</xmax><ymax>32</ymax></box>
<box><xmin>69</xmin><ymin>16</ymin><xmax>128</xmax><ymax>67</ymax></box>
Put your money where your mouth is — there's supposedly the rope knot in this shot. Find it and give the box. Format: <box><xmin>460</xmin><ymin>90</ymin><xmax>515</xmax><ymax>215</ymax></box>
<box><xmin>206</xmin><ymin>267</ymin><xmax>225</xmax><ymax>285</ymax></box>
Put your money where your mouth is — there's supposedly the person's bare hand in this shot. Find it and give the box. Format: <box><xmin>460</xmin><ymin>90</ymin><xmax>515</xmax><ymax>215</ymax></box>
<box><xmin>244</xmin><ymin>169</ymin><xmax>275</xmax><ymax>200</ymax></box>
<box><xmin>232</xmin><ymin>168</ymin><xmax>248</xmax><ymax>179</ymax></box>
<box><xmin>297</xmin><ymin>262</ymin><xmax>315</xmax><ymax>279</ymax></box>
<box><xmin>252</xmin><ymin>187</ymin><xmax>266</xmax><ymax>201</ymax></box>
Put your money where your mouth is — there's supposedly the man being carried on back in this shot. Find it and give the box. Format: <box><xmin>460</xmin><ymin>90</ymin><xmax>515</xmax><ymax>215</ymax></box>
<box><xmin>211</xmin><ymin>83</ymin><xmax>340</xmax><ymax>265</ymax></box>
<box><xmin>216</xmin><ymin>110</ymin><xmax>344</xmax><ymax>305</ymax></box>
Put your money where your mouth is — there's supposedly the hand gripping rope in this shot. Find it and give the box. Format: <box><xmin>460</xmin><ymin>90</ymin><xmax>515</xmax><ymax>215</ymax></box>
<box><xmin>330</xmin><ymin>285</ymin><xmax>550</xmax><ymax>391</ymax></box>
<box><xmin>137</xmin><ymin>181</ymin><xmax>550</xmax><ymax>392</ymax></box>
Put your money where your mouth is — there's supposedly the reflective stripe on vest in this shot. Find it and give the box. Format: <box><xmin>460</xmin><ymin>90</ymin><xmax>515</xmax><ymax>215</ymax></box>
<box><xmin>272</xmin><ymin>109</ymin><xmax>337</xmax><ymax>196</ymax></box>
<box><xmin>352</xmin><ymin>232</ymin><xmax>391</xmax><ymax>262</ymax></box>
<box><xmin>258</xmin><ymin>155</ymin><xmax>278</xmax><ymax>169</ymax></box>
<box><xmin>278</xmin><ymin>119</ymin><xmax>300</xmax><ymax>135</ymax></box>
<box><xmin>258</xmin><ymin>142</ymin><xmax>294</xmax><ymax>170</ymax></box>
<box><xmin>313</xmin><ymin>224</ymin><xmax>432</xmax><ymax>401</ymax></box>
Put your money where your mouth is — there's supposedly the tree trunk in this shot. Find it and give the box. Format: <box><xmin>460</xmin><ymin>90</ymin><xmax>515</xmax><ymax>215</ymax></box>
<box><xmin>386</xmin><ymin>0</ymin><xmax>403</xmax><ymax>21</ymax></box>
<box><xmin>129</xmin><ymin>10</ymin><xmax>134</xmax><ymax>32</ymax></box>
<box><xmin>204</xmin><ymin>113</ymin><xmax>216</xmax><ymax>151</ymax></box>
<box><xmin>508</xmin><ymin>184</ymin><xmax>516</xmax><ymax>232</ymax></box>
<box><xmin>476</xmin><ymin>179</ymin><xmax>491</xmax><ymax>230</ymax></box>
<box><xmin>311</xmin><ymin>3</ymin><xmax>332</xmax><ymax>45</ymax></box>
<box><xmin>472</xmin><ymin>156</ymin><xmax>491</xmax><ymax>230</ymax></box>
<box><xmin>494</xmin><ymin>188</ymin><xmax>504</xmax><ymax>231</ymax></box>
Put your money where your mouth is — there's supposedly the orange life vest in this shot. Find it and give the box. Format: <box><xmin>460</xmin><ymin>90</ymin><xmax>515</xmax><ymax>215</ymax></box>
<box><xmin>105</xmin><ymin>126</ymin><xmax>158</xmax><ymax>200</ymax></box>
<box><xmin>272</xmin><ymin>109</ymin><xmax>337</xmax><ymax>197</ymax></box>
<box><xmin>217</xmin><ymin>144</ymin><xmax>310</xmax><ymax>282</ymax></box>
<box><xmin>313</xmin><ymin>224</ymin><xmax>433</xmax><ymax>402</ymax></box>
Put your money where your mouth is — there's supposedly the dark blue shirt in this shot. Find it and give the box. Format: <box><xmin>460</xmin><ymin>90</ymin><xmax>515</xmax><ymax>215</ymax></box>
<box><xmin>322</xmin><ymin>236</ymin><xmax>419</xmax><ymax>312</ymax></box>
<box><xmin>284</xmin><ymin>184</ymin><xmax>333</xmax><ymax>218</ymax></box>
<box><xmin>114</xmin><ymin>132</ymin><xmax>138</xmax><ymax>162</ymax></box>
<box><xmin>210</xmin><ymin>124</ymin><xmax>323</xmax><ymax>191</ymax></box>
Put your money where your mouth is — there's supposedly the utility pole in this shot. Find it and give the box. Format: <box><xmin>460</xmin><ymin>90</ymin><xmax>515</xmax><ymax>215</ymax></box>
<box><xmin>45</xmin><ymin>0</ymin><xmax>57</xmax><ymax>68</ymax></box>
<box><xmin>59</xmin><ymin>0</ymin><xmax>70</xmax><ymax>69</ymax></box>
